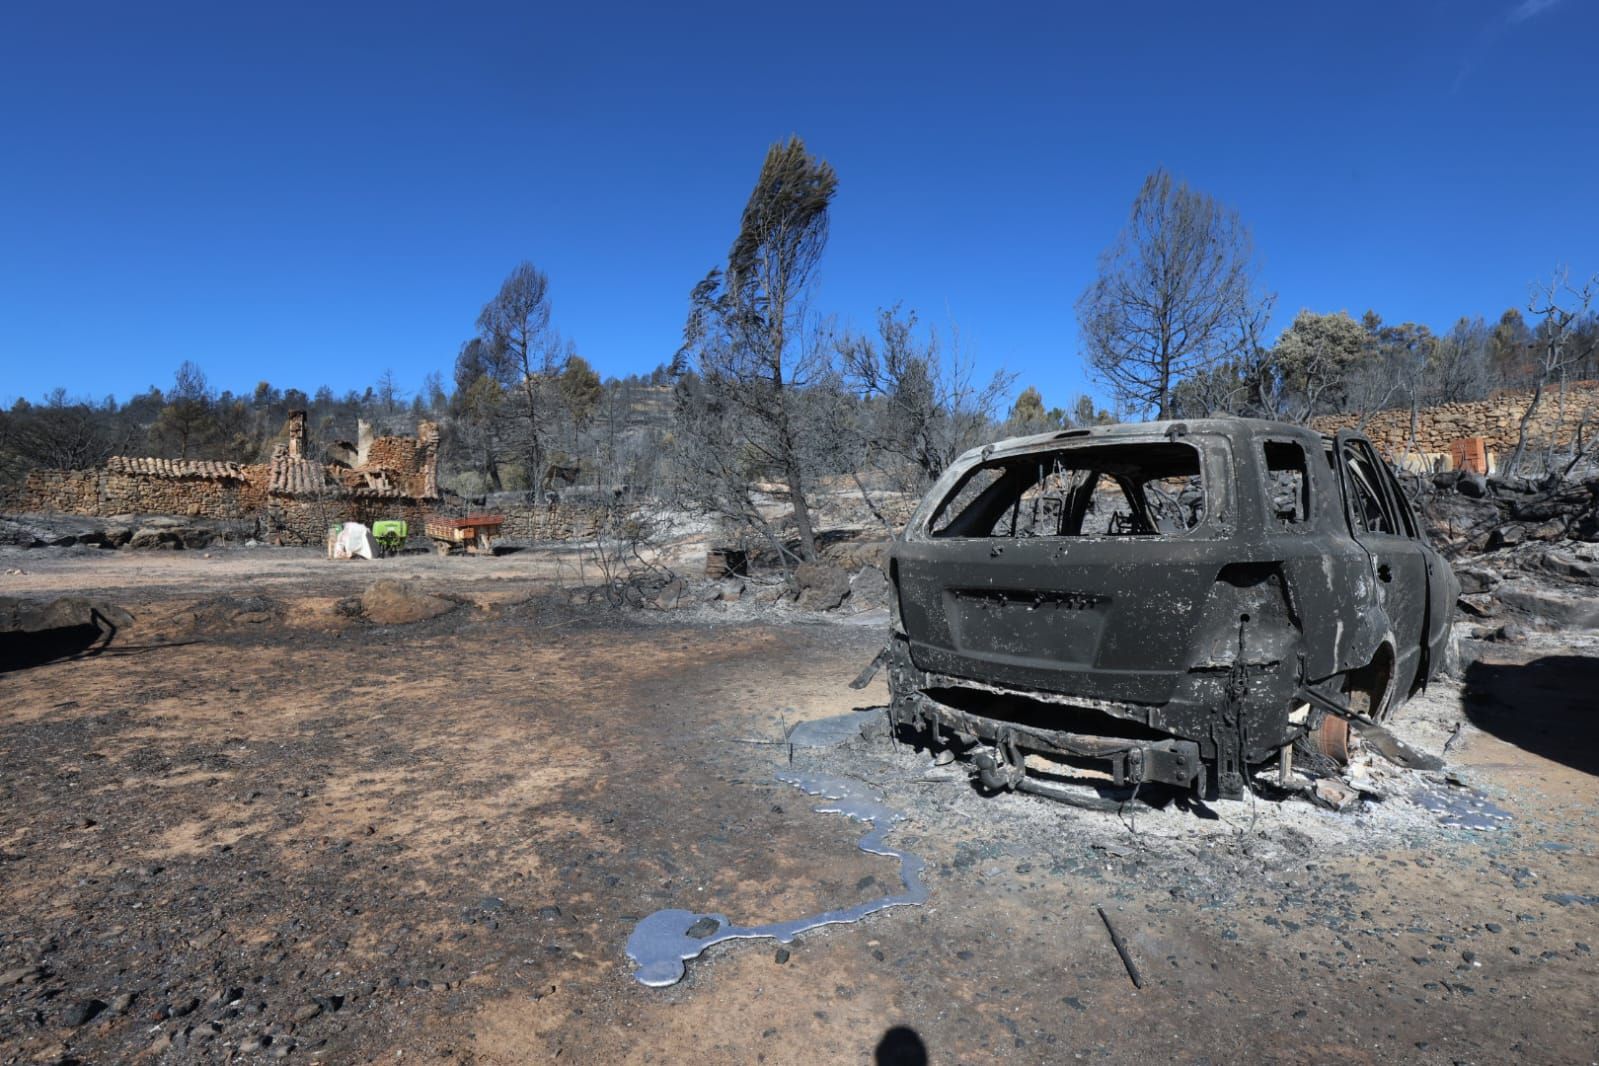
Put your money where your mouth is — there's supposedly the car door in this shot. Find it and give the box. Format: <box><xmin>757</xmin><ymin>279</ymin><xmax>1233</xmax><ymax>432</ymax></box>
<box><xmin>1370</xmin><ymin>442</ymin><xmax>1457</xmax><ymax>684</ymax></box>
<box><xmin>1333</xmin><ymin>431</ymin><xmax>1430</xmax><ymax>708</ymax></box>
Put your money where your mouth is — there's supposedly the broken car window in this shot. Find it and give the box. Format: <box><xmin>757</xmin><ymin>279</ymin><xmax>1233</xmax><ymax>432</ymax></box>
<box><xmin>929</xmin><ymin>466</ymin><xmax>1006</xmax><ymax>535</ymax></box>
<box><xmin>1343</xmin><ymin>449</ymin><xmax>1396</xmax><ymax>535</ymax></box>
<box><xmin>1262</xmin><ymin>440</ymin><xmax>1309</xmax><ymax>525</ymax></box>
<box><xmin>929</xmin><ymin>442</ymin><xmax>1206</xmax><ymax>538</ymax></box>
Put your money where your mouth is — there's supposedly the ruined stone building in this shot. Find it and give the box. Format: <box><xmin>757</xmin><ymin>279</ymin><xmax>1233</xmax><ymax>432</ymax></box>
<box><xmin>20</xmin><ymin>412</ymin><xmax>441</xmax><ymax>543</ymax></box>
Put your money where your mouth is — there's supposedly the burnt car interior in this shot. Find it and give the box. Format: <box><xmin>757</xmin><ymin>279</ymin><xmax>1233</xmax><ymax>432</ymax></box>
<box><xmin>928</xmin><ymin>441</ymin><xmax>1206</xmax><ymax>539</ymax></box>
<box><xmin>1263</xmin><ymin>440</ymin><xmax>1309</xmax><ymax>524</ymax></box>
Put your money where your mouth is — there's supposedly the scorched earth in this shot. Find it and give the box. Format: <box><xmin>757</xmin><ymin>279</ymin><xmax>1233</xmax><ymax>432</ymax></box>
<box><xmin>0</xmin><ymin>548</ymin><xmax>1595</xmax><ymax>1065</ymax></box>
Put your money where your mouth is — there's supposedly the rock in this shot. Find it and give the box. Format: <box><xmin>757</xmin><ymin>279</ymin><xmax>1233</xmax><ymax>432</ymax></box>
<box><xmin>1490</xmin><ymin>623</ymin><xmax>1528</xmax><ymax>644</ymax></box>
<box><xmin>0</xmin><ymin>518</ymin><xmax>45</xmax><ymax>547</ymax></box>
<box><xmin>232</xmin><ymin>611</ymin><xmax>273</xmax><ymax>625</ymax></box>
<box><xmin>358</xmin><ymin>580</ymin><xmax>457</xmax><ymax>625</ymax></box>
<box><xmin>685</xmin><ymin>916</ymin><xmax>721</xmax><ymax>939</ymax></box>
<box><xmin>1313</xmin><ymin>779</ymin><xmax>1357</xmax><ymax>812</ymax></box>
<box><xmin>793</xmin><ymin>562</ymin><xmax>850</xmax><ymax>611</ymax></box>
<box><xmin>129</xmin><ymin>527</ymin><xmax>183</xmax><ymax>550</ymax></box>
<box><xmin>62</xmin><ymin>998</ymin><xmax>107</xmax><ymax>1027</ymax></box>
<box><xmin>188</xmin><ymin>928</ymin><xmax>222</xmax><ymax>949</ymax></box>
<box><xmin>774</xmin><ymin>947</ymin><xmax>791</xmax><ymax>964</ymax></box>
<box><xmin>848</xmin><ymin>565</ymin><xmax>890</xmax><ymax>606</ymax></box>
<box><xmin>1456</xmin><ymin>473</ymin><xmax>1489</xmax><ymax>498</ymax></box>
<box><xmin>702</xmin><ymin>578</ymin><xmax>745</xmax><ymax>603</ymax></box>
<box><xmin>1453</xmin><ymin>566</ymin><xmax>1501</xmax><ymax>595</ymax></box>
<box><xmin>652</xmin><ymin>577</ymin><xmax>686</xmax><ymax>609</ymax></box>
<box><xmin>1494</xmin><ymin>582</ymin><xmax>1599</xmax><ymax>627</ymax></box>
<box><xmin>1485</xmin><ymin>525</ymin><xmax>1525</xmax><ymax>551</ymax></box>
<box><xmin>109</xmin><ymin>991</ymin><xmax>137</xmax><ymax>1014</ymax></box>
<box><xmin>0</xmin><ymin>965</ymin><xmax>43</xmax><ymax>985</ymax></box>
<box><xmin>1539</xmin><ymin>549</ymin><xmax>1599</xmax><ymax>583</ymax></box>
<box><xmin>291</xmin><ymin>1002</ymin><xmax>322</xmax><ymax>1023</ymax></box>
<box><xmin>753</xmin><ymin>584</ymin><xmax>788</xmax><ymax>605</ymax></box>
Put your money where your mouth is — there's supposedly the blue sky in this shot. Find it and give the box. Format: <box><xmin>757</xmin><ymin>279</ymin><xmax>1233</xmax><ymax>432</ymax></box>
<box><xmin>2</xmin><ymin>0</ymin><xmax>1595</xmax><ymax>411</ymax></box>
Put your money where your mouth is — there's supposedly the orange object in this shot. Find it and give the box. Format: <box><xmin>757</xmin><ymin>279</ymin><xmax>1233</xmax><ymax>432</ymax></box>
<box><xmin>1450</xmin><ymin>437</ymin><xmax>1488</xmax><ymax>474</ymax></box>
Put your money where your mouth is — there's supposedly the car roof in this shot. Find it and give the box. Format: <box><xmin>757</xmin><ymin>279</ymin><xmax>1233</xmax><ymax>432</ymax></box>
<box><xmin>957</xmin><ymin>418</ymin><xmax>1331</xmax><ymax>465</ymax></box>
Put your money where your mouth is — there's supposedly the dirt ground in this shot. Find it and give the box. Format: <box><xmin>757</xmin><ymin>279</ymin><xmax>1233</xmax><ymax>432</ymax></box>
<box><xmin>2</xmin><ymin>547</ymin><xmax>1596</xmax><ymax>1065</ymax></box>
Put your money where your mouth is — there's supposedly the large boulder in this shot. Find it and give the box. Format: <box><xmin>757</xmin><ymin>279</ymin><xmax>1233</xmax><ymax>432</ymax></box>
<box><xmin>1493</xmin><ymin>581</ymin><xmax>1599</xmax><ymax>628</ymax></box>
<box><xmin>848</xmin><ymin>565</ymin><xmax>890</xmax><ymax>607</ymax></box>
<box><xmin>1537</xmin><ymin>549</ymin><xmax>1599</xmax><ymax>584</ymax></box>
<box><xmin>128</xmin><ymin>527</ymin><xmax>183</xmax><ymax>550</ymax></box>
<box><xmin>0</xmin><ymin>596</ymin><xmax>134</xmax><ymax>671</ymax></box>
<box><xmin>793</xmin><ymin>562</ymin><xmax>850</xmax><ymax>611</ymax></box>
<box><xmin>358</xmin><ymin>580</ymin><xmax>458</xmax><ymax>625</ymax></box>
<box><xmin>1453</xmin><ymin>565</ymin><xmax>1502</xmax><ymax>595</ymax></box>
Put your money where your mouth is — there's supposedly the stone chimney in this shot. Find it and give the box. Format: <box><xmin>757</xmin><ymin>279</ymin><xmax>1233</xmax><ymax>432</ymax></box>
<box><xmin>286</xmin><ymin>411</ymin><xmax>308</xmax><ymax>461</ymax></box>
<box><xmin>356</xmin><ymin>419</ymin><xmax>374</xmax><ymax>468</ymax></box>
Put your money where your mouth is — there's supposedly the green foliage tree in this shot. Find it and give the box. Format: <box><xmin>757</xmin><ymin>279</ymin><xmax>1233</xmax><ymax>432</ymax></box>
<box><xmin>560</xmin><ymin>354</ymin><xmax>604</xmax><ymax>440</ymax></box>
<box><xmin>1004</xmin><ymin>386</ymin><xmax>1067</xmax><ymax>435</ymax></box>
<box><xmin>1270</xmin><ymin>310</ymin><xmax>1367</xmax><ymax>416</ymax></box>
<box><xmin>150</xmin><ymin>361</ymin><xmax>217</xmax><ymax>458</ymax></box>
<box><xmin>1490</xmin><ymin>308</ymin><xmax>1533</xmax><ymax>385</ymax></box>
<box><xmin>477</xmin><ymin>261</ymin><xmax>565</xmax><ymax>495</ymax></box>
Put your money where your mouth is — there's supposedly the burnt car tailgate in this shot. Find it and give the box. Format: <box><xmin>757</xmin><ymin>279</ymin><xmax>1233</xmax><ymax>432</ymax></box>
<box><xmin>893</xmin><ymin>538</ymin><xmax>1223</xmax><ymax>704</ymax></box>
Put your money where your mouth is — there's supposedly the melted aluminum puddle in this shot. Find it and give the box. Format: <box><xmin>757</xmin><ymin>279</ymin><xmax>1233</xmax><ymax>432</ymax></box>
<box><xmin>625</xmin><ymin>771</ymin><xmax>927</xmax><ymax>987</ymax></box>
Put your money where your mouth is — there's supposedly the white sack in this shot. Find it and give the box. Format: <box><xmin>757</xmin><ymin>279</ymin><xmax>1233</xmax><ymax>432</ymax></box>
<box><xmin>333</xmin><ymin>522</ymin><xmax>377</xmax><ymax>560</ymax></box>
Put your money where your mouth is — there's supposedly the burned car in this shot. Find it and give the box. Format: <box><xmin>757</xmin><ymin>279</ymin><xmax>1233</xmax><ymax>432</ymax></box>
<box><xmin>882</xmin><ymin>419</ymin><xmax>1457</xmax><ymax>803</ymax></box>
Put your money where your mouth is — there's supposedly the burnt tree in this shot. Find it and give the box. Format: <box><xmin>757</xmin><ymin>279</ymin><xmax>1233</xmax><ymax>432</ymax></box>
<box><xmin>1077</xmin><ymin>169</ymin><xmax>1263</xmax><ymax>420</ymax></box>
<box><xmin>675</xmin><ymin>136</ymin><xmax>838</xmax><ymax>562</ymax></box>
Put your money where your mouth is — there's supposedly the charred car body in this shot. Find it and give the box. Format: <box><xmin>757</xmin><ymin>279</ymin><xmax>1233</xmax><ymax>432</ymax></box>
<box><xmin>883</xmin><ymin>419</ymin><xmax>1457</xmax><ymax>803</ymax></box>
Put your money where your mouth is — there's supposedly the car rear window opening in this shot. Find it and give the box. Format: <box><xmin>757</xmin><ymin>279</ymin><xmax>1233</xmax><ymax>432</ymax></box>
<box><xmin>929</xmin><ymin>441</ymin><xmax>1205</xmax><ymax>538</ymax></box>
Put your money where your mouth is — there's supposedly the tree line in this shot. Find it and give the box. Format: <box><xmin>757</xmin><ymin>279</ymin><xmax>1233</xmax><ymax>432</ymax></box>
<box><xmin>3</xmin><ymin>139</ymin><xmax>1593</xmax><ymax>537</ymax></box>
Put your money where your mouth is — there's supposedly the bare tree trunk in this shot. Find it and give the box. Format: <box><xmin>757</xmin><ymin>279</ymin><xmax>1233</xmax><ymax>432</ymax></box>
<box><xmin>850</xmin><ymin>470</ymin><xmax>895</xmax><ymax>534</ymax></box>
<box><xmin>782</xmin><ymin>443</ymin><xmax>818</xmax><ymax>561</ymax></box>
<box><xmin>1505</xmin><ymin>381</ymin><xmax>1544</xmax><ymax>478</ymax></box>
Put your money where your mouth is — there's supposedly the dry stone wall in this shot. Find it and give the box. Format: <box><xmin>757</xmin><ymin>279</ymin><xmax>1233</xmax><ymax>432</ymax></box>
<box><xmin>1314</xmin><ymin>382</ymin><xmax>1599</xmax><ymax>459</ymax></box>
<box><xmin>265</xmin><ymin>499</ymin><xmax>435</xmax><ymax>546</ymax></box>
<box><xmin>495</xmin><ymin>502</ymin><xmax>612</xmax><ymax>542</ymax></box>
<box><xmin>16</xmin><ymin>470</ymin><xmax>100</xmax><ymax>514</ymax></box>
<box><xmin>20</xmin><ymin>469</ymin><xmax>269</xmax><ymax>518</ymax></box>
<box><xmin>14</xmin><ymin>466</ymin><xmax>616</xmax><ymax>547</ymax></box>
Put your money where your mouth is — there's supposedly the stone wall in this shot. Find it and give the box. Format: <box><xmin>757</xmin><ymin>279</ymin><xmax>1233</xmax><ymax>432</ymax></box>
<box><xmin>1313</xmin><ymin>382</ymin><xmax>1599</xmax><ymax>461</ymax></box>
<box><xmin>266</xmin><ymin>499</ymin><xmax>435</xmax><ymax>546</ymax></box>
<box><xmin>17</xmin><ymin>470</ymin><xmax>100</xmax><ymax>514</ymax></box>
<box><xmin>495</xmin><ymin>502</ymin><xmax>612</xmax><ymax>541</ymax></box>
<box><xmin>20</xmin><ymin>469</ymin><xmax>269</xmax><ymax>518</ymax></box>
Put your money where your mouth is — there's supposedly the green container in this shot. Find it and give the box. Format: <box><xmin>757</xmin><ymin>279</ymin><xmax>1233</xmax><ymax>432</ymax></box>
<box><xmin>372</xmin><ymin>520</ymin><xmax>407</xmax><ymax>542</ymax></box>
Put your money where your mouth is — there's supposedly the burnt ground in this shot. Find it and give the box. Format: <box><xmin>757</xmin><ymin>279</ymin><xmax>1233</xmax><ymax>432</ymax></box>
<box><xmin>1</xmin><ymin>549</ymin><xmax>1597</xmax><ymax>1065</ymax></box>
